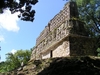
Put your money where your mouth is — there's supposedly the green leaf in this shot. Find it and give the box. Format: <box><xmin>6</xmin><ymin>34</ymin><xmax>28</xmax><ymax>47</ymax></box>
<box><xmin>97</xmin><ymin>48</ymin><xmax>100</xmax><ymax>52</ymax></box>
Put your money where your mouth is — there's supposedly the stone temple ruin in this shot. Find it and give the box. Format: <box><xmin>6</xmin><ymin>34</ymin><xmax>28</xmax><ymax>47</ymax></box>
<box><xmin>30</xmin><ymin>2</ymin><xmax>96</xmax><ymax>60</ymax></box>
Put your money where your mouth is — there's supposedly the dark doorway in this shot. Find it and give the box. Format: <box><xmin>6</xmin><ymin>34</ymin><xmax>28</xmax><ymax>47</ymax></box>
<box><xmin>50</xmin><ymin>50</ymin><xmax>53</xmax><ymax>58</ymax></box>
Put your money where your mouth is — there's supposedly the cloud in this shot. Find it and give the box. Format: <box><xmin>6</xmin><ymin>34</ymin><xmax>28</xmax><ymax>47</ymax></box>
<box><xmin>0</xmin><ymin>9</ymin><xmax>20</xmax><ymax>32</ymax></box>
<box><xmin>0</xmin><ymin>35</ymin><xmax>5</xmax><ymax>42</ymax></box>
<box><xmin>11</xmin><ymin>49</ymin><xmax>17</xmax><ymax>54</ymax></box>
<box><xmin>16</xmin><ymin>0</ymin><xmax>19</xmax><ymax>3</ymax></box>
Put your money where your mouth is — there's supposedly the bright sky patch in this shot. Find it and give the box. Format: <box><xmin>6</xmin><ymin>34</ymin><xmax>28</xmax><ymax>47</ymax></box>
<box><xmin>0</xmin><ymin>9</ymin><xmax>20</xmax><ymax>32</ymax></box>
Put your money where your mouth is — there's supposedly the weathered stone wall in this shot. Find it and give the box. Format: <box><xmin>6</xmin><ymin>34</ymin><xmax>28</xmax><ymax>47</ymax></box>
<box><xmin>33</xmin><ymin>21</ymin><xmax>71</xmax><ymax>60</ymax></box>
<box><xmin>30</xmin><ymin>47</ymin><xmax>36</xmax><ymax>60</ymax></box>
<box><xmin>42</xmin><ymin>51</ymin><xmax>51</xmax><ymax>59</ymax></box>
<box><xmin>40</xmin><ymin>38</ymin><xmax>70</xmax><ymax>59</ymax></box>
<box><xmin>36</xmin><ymin>2</ymin><xmax>79</xmax><ymax>46</ymax></box>
<box><xmin>69</xmin><ymin>36</ymin><xmax>96</xmax><ymax>56</ymax></box>
<box><xmin>30</xmin><ymin>1</ymin><xmax>95</xmax><ymax>60</ymax></box>
<box><xmin>53</xmin><ymin>40</ymin><xmax>70</xmax><ymax>58</ymax></box>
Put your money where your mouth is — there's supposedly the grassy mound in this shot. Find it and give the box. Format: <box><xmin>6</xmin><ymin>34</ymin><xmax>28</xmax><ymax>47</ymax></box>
<box><xmin>1</xmin><ymin>56</ymin><xmax>100</xmax><ymax>75</ymax></box>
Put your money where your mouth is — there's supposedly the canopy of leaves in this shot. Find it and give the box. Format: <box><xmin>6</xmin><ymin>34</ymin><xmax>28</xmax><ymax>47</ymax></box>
<box><xmin>14</xmin><ymin>49</ymin><xmax>31</xmax><ymax>64</ymax></box>
<box><xmin>74</xmin><ymin>0</ymin><xmax>100</xmax><ymax>51</ymax></box>
<box><xmin>0</xmin><ymin>49</ymin><xmax>32</xmax><ymax>72</ymax></box>
<box><xmin>76</xmin><ymin>0</ymin><xmax>100</xmax><ymax>34</ymax></box>
<box><xmin>0</xmin><ymin>0</ymin><xmax>38</xmax><ymax>22</ymax></box>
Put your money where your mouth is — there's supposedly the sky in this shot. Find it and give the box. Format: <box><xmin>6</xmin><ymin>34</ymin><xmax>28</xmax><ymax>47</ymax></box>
<box><xmin>0</xmin><ymin>0</ymin><xmax>67</xmax><ymax>61</ymax></box>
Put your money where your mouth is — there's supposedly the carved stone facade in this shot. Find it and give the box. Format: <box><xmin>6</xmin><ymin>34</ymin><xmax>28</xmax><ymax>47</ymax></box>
<box><xmin>30</xmin><ymin>2</ymin><xmax>96</xmax><ymax>60</ymax></box>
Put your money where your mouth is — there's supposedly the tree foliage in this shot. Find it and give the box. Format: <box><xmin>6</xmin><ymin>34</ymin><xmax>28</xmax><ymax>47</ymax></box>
<box><xmin>14</xmin><ymin>49</ymin><xmax>31</xmax><ymax>64</ymax></box>
<box><xmin>64</xmin><ymin>0</ymin><xmax>100</xmax><ymax>52</ymax></box>
<box><xmin>75</xmin><ymin>0</ymin><xmax>100</xmax><ymax>35</ymax></box>
<box><xmin>0</xmin><ymin>49</ymin><xmax>32</xmax><ymax>73</ymax></box>
<box><xmin>75</xmin><ymin>0</ymin><xmax>100</xmax><ymax>50</ymax></box>
<box><xmin>97</xmin><ymin>48</ymin><xmax>100</xmax><ymax>56</ymax></box>
<box><xmin>0</xmin><ymin>0</ymin><xmax>38</xmax><ymax>22</ymax></box>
